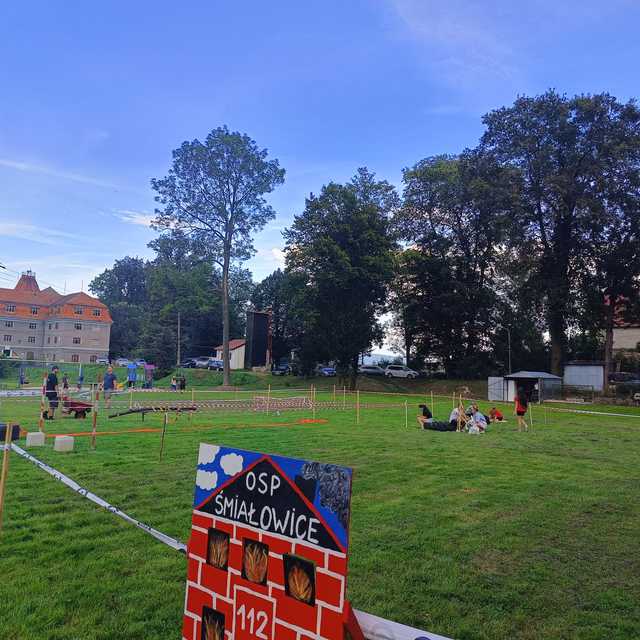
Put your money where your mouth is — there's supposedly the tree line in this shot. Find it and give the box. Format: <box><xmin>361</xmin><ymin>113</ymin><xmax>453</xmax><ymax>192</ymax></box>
<box><xmin>91</xmin><ymin>91</ymin><xmax>640</xmax><ymax>387</ymax></box>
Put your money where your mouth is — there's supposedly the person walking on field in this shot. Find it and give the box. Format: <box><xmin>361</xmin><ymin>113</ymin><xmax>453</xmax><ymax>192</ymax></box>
<box><xmin>515</xmin><ymin>387</ymin><xmax>529</xmax><ymax>432</ymax></box>
<box><xmin>45</xmin><ymin>366</ymin><xmax>60</xmax><ymax>420</ymax></box>
<box><xmin>103</xmin><ymin>365</ymin><xmax>118</xmax><ymax>409</ymax></box>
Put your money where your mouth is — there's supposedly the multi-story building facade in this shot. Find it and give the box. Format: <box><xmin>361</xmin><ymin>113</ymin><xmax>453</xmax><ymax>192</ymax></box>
<box><xmin>0</xmin><ymin>271</ymin><xmax>111</xmax><ymax>363</ymax></box>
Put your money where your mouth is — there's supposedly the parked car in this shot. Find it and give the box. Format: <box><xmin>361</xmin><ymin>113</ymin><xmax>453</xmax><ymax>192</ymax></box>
<box><xmin>114</xmin><ymin>357</ymin><xmax>130</xmax><ymax>367</ymax></box>
<box><xmin>134</xmin><ymin>359</ymin><xmax>147</xmax><ymax>366</ymax></box>
<box><xmin>179</xmin><ymin>358</ymin><xmax>197</xmax><ymax>368</ymax></box>
<box><xmin>608</xmin><ymin>371</ymin><xmax>638</xmax><ymax>384</ymax></box>
<box><xmin>96</xmin><ymin>357</ymin><xmax>110</xmax><ymax>365</ymax></box>
<box><xmin>384</xmin><ymin>364</ymin><xmax>419</xmax><ymax>379</ymax></box>
<box><xmin>315</xmin><ymin>364</ymin><xmax>337</xmax><ymax>377</ymax></box>
<box><xmin>207</xmin><ymin>358</ymin><xmax>224</xmax><ymax>371</ymax></box>
<box><xmin>194</xmin><ymin>356</ymin><xmax>214</xmax><ymax>368</ymax></box>
<box><xmin>271</xmin><ymin>363</ymin><xmax>291</xmax><ymax>376</ymax></box>
<box><xmin>358</xmin><ymin>364</ymin><xmax>385</xmax><ymax>376</ymax></box>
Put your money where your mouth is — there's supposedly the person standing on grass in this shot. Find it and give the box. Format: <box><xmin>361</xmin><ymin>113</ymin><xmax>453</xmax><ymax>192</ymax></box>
<box><xmin>103</xmin><ymin>365</ymin><xmax>117</xmax><ymax>409</ymax></box>
<box><xmin>45</xmin><ymin>366</ymin><xmax>60</xmax><ymax>420</ymax></box>
<box><xmin>515</xmin><ymin>387</ymin><xmax>529</xmax><ymax>432</ymax></box>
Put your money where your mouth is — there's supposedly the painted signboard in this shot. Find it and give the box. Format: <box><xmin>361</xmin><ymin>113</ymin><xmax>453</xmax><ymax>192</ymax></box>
<box><xmin>183</xmin><ymin>444</ymin><xmax>357</xmax><ymax>640</ymax></box>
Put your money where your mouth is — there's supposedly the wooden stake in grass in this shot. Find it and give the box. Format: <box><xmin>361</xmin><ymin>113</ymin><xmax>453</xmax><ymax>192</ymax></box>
<box><xmin>333</xmin><ymin>384</ymin><xmax>336</xmax><ymax>403</ymax></box>
<box><xmin>129</xmin><ymin>388</ymin><xmax>133</xmax><ymax>409</ymax></box>
<box><xmin>343</xmin><ymin>386</ymin><xmax>346</xmax><ymax>410</ymax></box>
<box><xmin>0</xmin><ymin>423</ymin><xmax>14</xmax><ymax>535</ymax></box>
<box><xmin>267</xmin><ymin>384</ymin><xmax>271</xmax><ymax>415</ymax></box>
<box><xmin>38</xmin><ymin>392</ymin><xmax>45</xmax><ymax>432</ymax></box>
<box><xmin>356</xmin><ymin>390</ymin><xmax>360</xmax><ymax>425</ymax></box>
<box><xmin>159</xmin><ymin>412</ymin><xmax>168</xmax><ymax>462</ymax></box>
<box><xmin>91</xmin><ymin>408</ymin><xmax>98</xmax><ymax>450</ymax></box>
<box><xmin>529</xmin><ymin>403</ymin><xmax>534</xmax><ymax>431</ymax></box>
<box><xmin>404</xmin><ymin>400</ymin><xmax>408</xmax><ymax>429</ymax></box>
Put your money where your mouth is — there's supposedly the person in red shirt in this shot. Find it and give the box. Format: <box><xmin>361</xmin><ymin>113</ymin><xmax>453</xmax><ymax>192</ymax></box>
<box><xmin>489</xmin><ymin>407</ymin><xmax>504</xmax><ymax>422</ymax></box>
<box><xmin>514</xmin><ymin>387</ymin><xmax>529</xmax><ymax>432</ymax></box>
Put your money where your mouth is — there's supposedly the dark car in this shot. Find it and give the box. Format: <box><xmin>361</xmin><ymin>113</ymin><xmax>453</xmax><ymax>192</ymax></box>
<box><xmin>179</xmin><ymin>358</ymin><xmax>197</xmax><ymax>368</ymax></box>
<box><xmin>271</xmin><ymin>363</ymin><xmax>291</xmax><ymax>376</ymax></box>
<box><xmin>206</xmin><ymin>358</ymin><xmax>224</xmax><ymax>371</ymax></box>
<box><xmin>609</xmin><ymin>371</ymin><xmax>638</xmax><ymax>384</ymax></box>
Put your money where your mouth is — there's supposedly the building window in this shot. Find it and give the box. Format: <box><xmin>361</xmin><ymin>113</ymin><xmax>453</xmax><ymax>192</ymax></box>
<box><xmin>52</xmin><ymin>353</ymin><xmax>56</xmax><ymax>361</ymax></box>
<box><xmin>29</xmin><ymin>322</ymin><xmax>37</xmax><ymax>329</ymax></box>
<box><xmin>31</xmin><ymin>306</ymin><xmax>38</xmax><ymax>315</ymax></box>
<box><xmin>4</xmin><ymin>321</ymin><xmax>13</xmax><ymax>328</ymax></box>
<box><xmin>5</xmin><ymin>304</ymin><xmax>15</xmax><ymax>312</ymax></box>
<box><xmin>73</xmin><ymin>337</ymin><xmax>81</xmax><ymax>344</ymax></box>
<box><xmin>3</xmin><ymin>335</ymin><xmax>12</xmax><ymax>342</ymax></box>
<box><xmin>89</xmin><ymin>355</ymin><xmax>97</xmax><ymax>363</ymax></box>
<box><xmin>74</xmin><ymin>323</ymin><xmax>82</xmax><ymax>330</ymax></box>
<box><xmin>48</xmin><ymin>323</ymin><xmax>52</xmax><ymax>330</ymax></box>
<box><xmin>74</xmin><ymin>306</ymin><xmax>83</xmax><ymax>315</ymax></box>
<box><xmin>26</xmin><ymin>351</ymin><xmax>34</xmax><ymax>360</ymax></box>
<box><xmin>28</xmin><ymin>336</ymin><xmax>36</xmax><ymax>343</ymax></box>
<box><xmin>47</xmin><ymin>337</ymin><xmax>51</xmax><ymax>344</ymax></box>
<box><xmin>71</xmin><ymin>354</ymin><xmax>79</xmax><ymax>363</ymax></box>
<box><xmin>54</xmin><ymin>336</ymin><xmax>58</xmax><ymax>344</ymax></box>
<box><xmin>92</xmin><ymin>308</ymin><xmax>101</xmax><ymax>317</ymax></box>
<box><xmin>55</xmin><ymin>322</ymin><xmax>59</xmax><ymax>329</ymax></box>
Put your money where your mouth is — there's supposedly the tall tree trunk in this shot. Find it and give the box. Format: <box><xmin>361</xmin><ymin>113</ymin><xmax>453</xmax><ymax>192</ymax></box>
<box><xmin>603</xmin><ymin>302</ymin><xmax>615</xmax><ymax>396</ymax></box>
<box><xmin>349</xmin><ymin>355</ymin><xmax>358</xmax><ymax>391</ymax></box>
<box><xmin>222</xmin><ymin>251</ymin><xmax>231</xmax><ymax>387</ymax></box>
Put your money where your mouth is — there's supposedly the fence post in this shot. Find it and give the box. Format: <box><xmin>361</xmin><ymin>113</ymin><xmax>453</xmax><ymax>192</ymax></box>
<box><xmin>333</xmin><ymin>384</ymin><xmax>336</xmax><ymax>403</ymax></box>
<box><xmin>91</xmin><ymin>407</ymin><xmax>98</xmax><ymax>450</ymax></box>
<box><xmin>159</xmin><ymin>413</ymin><xmax>168</xmax><ymax>462</ymax></box>
<box><xmin>343</xmin><ymin>386</ymin><xmax>346</xmax><ymax>410</ymax></box>
<box><xmin>267</xmin><ymin>384</ymin><xmax>271</xmax><ymax>416</ymax></box>
<box><xmin>0</xmin><ymin>423</ymin><xmax>13</xmax><ymax>534</ymax></box>
<box><xmin>404</xmin><ymin>400</ymin><xmax>408</xmax><ymax>429</ymax></box>
<box><xmin>129</xmin><ymin>388</ymin><xmax>133</xmax><ymax>409</ymax></box>
<box><xmin>356</xmin><ymin>390</ymin><xmax>360</xmax><ymax>425</ymax></box>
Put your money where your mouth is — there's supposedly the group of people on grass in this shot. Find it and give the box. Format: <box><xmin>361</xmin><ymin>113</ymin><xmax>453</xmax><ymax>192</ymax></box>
<box><xmin>417</xmin><ymin>387</ymin><xmax>530</xmax><ymax>433</ymax></box>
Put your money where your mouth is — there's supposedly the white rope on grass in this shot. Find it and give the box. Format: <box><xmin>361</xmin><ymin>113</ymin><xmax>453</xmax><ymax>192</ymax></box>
<box><xmin>7</xmin><ymin>444</ymin><xmax>454</xmax><ymax>640</ymax></box>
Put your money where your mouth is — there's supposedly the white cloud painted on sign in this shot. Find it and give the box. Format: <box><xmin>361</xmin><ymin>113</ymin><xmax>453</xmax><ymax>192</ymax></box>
<box><xmin>220</xmin><ymin>453</ymin><xmax>244</xmax><ymax>476</ymax></box>
<box><xmin>198</xmin><ymin>444</ymin><xmax>220</xmax><ymax>465</ymax></box>
<box><xmin>196</xmin><ymin>469</ymin><xmax>218</xmax><ymax>491</ymax></box>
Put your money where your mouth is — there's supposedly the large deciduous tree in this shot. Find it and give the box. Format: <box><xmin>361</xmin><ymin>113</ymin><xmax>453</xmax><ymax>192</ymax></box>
<box><xmin>151</xmin><ymin>126</ymin><xmax>285</xmax><ymax>384</ymax></box>
<box><xmin>480</xmin><ymin>91</ymin><xmax>640</xmax><ymax>374</ymax></box>
<box><xmin>284</xmin><ymin>168</ymin><xmax>397</xmax><ymax>387</ymax></box>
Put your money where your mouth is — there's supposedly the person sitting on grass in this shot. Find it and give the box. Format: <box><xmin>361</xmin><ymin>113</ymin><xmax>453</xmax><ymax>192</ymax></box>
<box><xmin>103</xmin><ymin>366</ymin><xmax>117</xmax><ymax>409</ymax></box>
<box><xmin>489</xmin><ymin>407</ymin><xmax>505</xmax><ymax>422</ymax></box>
<box><xmin>417</xmin><ymin>404</ymin><xmax>433</xmax><ymax>428</ymax></box>
<box><xmin>170</xmin><ymin>376</ymin><xmax>177</xmax><ymax>391</ymax></box>
<box><xmin>449</xmin><ymin>406</ymin><xmax>466</xmax><ymax>429</ymax></box>
<box><xmin>471</xmin><ymin>406</ymin><xmax>488</xmax><ymax>432</ymax></box>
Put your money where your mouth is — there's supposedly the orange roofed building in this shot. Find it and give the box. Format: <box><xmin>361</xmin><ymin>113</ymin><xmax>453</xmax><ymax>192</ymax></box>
<box><xmin>0</xmin><ymin>271</ymin><xmax>112</xmax><ymax>363</ymax></box>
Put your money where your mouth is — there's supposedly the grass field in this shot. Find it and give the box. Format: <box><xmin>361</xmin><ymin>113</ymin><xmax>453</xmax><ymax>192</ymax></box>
<box><xmin>1</xmin><ymin>390</ymin><xmax>639</xmax><ymax>640</ymax></box>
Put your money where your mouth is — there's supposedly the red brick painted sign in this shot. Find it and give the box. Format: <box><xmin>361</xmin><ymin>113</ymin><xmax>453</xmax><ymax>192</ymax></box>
<box><xmin>183</xmin><ymin>444</ymin><xmax>355</xmax><ymax>640</ymax></box>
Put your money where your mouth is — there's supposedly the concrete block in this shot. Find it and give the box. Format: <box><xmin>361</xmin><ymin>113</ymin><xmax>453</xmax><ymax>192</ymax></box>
<box><xmin>26</xmin><ymin>431</ymin><xmax>46</xmax><ymax>447</ymax></box>
<box><xmin>54</xmin><ymin>435</ymin><xmax>74</xmax><ymax>453</ymax></box>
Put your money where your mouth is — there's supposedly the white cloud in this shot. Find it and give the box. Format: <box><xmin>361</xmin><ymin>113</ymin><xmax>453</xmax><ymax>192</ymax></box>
<box><xmin>198</xmin><ymin>444</ymin><xmax>220</xmax><ymax>465</ymax></box>
<box><xmin>196</xmin><ymin>469</ymin><xmax>219</xmax><ymax>491</ymax></box>
<box><xmin>0</xmin><ymin>223</ymin><xmax>81</xmax><ymax>246</ymax></box>
<box><xmin>270</xmin><ymin>248</ymin><xmax>286</xmax><ymax>265</ymax></box>
<box><xmin>388</xmin><ymin>0</ymin><xmax>519</xmax><ymax>89</ymax></box>
<box><xmin>0</xmin><ymin>158</ymin><xmax>125</xmax><ymax>190</ymax></box>
<box><xmin>116</xmin><ymin>210</ymin><xmax>155</xmax><ymax>227</ymax></box>
<box><xmin>220</xmin><ymin>452</ymin><xmax>244</xmax><ymax>477</ymax></box>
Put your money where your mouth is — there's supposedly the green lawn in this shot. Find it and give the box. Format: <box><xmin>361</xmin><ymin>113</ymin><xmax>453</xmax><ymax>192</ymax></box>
<box><xmin>0</xmin><ymin>391</ymin><xmax>639</xmax><ymax>640</ymax></box>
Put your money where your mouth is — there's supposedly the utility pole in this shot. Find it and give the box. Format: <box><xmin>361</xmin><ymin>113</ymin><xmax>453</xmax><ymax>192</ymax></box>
<box><xmin>176</xmin><ymin>312</ymin><xmax>181</xmax><ymax>367</ymax></box>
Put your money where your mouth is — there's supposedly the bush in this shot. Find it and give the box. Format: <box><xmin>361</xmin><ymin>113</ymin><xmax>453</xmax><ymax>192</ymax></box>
<box><xmin>616</xmin><ymin>382</ymin><xmax>640</xmax><ymax>398</ymax></box>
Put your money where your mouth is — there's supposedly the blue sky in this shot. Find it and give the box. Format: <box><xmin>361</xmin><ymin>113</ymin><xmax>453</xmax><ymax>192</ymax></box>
<box><xmin>1</xmin><ymin>0</ymin><xmax>639</xmax><ymax>294</ymax></box>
